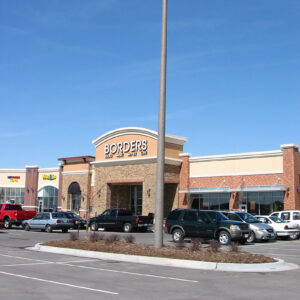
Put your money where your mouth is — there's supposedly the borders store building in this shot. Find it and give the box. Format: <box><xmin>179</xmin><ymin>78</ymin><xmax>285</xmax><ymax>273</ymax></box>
<box><xmin>0</xmin><ymin>127</ymin><xmax>299</xmax><ymax>217</ymax></box>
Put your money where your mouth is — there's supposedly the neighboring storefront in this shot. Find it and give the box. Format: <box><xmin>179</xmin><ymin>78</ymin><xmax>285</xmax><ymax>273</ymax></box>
<box><xmin>0</xmin><ymin>128</ymin><xmax>299</xmax><ymax>216</ymax></box>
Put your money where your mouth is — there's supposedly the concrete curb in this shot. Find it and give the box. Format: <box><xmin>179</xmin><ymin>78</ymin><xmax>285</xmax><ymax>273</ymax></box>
<box><xmin>28</xmin><ymin>243</ymin><xmax>299</xmax><ymax>272</ymax></box>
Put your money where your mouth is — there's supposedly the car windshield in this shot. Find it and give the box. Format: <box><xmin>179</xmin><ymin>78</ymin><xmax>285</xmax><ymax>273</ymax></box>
<box><xmin>270</xmin><ymin>216</ymin><xmax>285</xmax><ymax>223</ymax></box>
<box><xmin>236</xmin><ymin>212</ymin><xmax>259</xmax><ymax>223</ymax></box>
<box><xmin>65</xmin><ymin>212</ymin><xmax>78</xmax><ymax>218</ymax></box>
<box><xmin>215</xmin><ymin>212</ymin><xmax>228</xmax><ymax>221</ymax></box>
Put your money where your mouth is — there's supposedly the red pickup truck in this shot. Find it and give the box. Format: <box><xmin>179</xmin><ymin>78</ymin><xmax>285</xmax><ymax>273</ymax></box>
<box><xmin>0</xmin><ymin>203</ymin><xmax>36</xmax><ymax>229</ymax></box>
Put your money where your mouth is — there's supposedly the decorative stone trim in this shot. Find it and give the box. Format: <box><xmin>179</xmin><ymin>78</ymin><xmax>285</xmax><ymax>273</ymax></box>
<box><xmin>106</xmin><ymin>178</ymin><xmax>145</xmax><ymax>184</ymax></box>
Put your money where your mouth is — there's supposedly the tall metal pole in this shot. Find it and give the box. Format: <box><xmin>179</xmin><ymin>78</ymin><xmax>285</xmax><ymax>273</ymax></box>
<box><xmin>155</xmin><ymin>0</ymin><xmax>168</xmax><ymax>249</ymax></box>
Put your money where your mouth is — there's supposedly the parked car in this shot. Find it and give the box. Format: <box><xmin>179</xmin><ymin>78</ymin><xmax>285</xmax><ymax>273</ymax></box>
<box><xmin>164</xmin><ymin>209</ymin><xmax>250</xmax><ymax>245</ymax></box>
<box><xmin>0</xmin><ymin>203</ymin><xmax>36</xmax><ymax>229</ymax></box>
<box><xmin>63</xmin><ymin>211</ymin><xmax>87</xmax><ymax>229</ymax></box>
<box><xmin>88</xmin><ymin>209</ymin><xmax>154</xmax><ymax>233</ymax></box>
<box><xmin>22</xmin><ymin>212</ymin><xmax>73</xmax><ymax>233</ymax></box>
<box><xmin>270</xmin><ymin>210</ymin><xmax>300</xmax><ymax>229</ymax></box>
<box><xmin>256</xmin><ymin>215</ymin><xmax>299</xmax><ymax>240</ymax></box>
<box><xmin>221</xmin><ymin>211</ymin><xmax>276</xmax><ymax>243</ymax></box>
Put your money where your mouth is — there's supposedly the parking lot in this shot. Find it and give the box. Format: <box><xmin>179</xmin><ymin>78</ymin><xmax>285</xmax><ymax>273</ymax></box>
<box><xmin>1</xmin><ymin>228</ymin><xmax>300</xmax><ymax>299</ymax></box>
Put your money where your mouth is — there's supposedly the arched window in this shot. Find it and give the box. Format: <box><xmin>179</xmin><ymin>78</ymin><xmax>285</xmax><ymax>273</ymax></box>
<box><xmin>68</xmin><ymin>182</ymin><xmax>81</xmax><ymax>212</ymax></box>
<box><xmin>37</xmin><ymin>186</ymin><xmax>58</xmax><ymax>212</ymax></box>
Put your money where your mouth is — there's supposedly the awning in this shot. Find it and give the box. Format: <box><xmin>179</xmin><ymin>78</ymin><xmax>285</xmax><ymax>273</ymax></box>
<box><xmin>231</xmin><ymin>185</ymin><xmax>286</xmax><ymax>192</ymax></box>
<box><xmin>179</xmin><ymin>185</ymin><xmax>286</xmax><ymax>194</ymax></box>
<box><xmin>179</xmin><ymin>187</ymin><xmax>230</xmax><ymax>194</ymax></box>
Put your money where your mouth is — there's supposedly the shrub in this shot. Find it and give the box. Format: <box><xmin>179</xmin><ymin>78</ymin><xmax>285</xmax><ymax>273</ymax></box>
<box><xmin>190</xmin><ymin>238</ymin><xmax>202</xmax><ymax>251</ymax></box>
<box><xmin>209</xmin><ymin>240</ymin><xmax>220</xmax><ymax>252</ymax></box>
<box><xmin>175</xmin><ymin>239</ymin><xmax>185</xmax><ymax>249</ymax></box>
<box><xmin>98</xmin><ymin>233</ymin><xmax>105</xmax><ymax>240</ymax></box>
<box><xmin>230</xmin><ymin>242</ymin><xmax>240</xmax><ymax>252</ymax></box>
<box><xmin>69</xmin><ymin>232</ymin><xmax>79</xmax><ymax>241</ymax></box>
<box><xmin>124</xmin><ymin>235</ymin><xmax>135</xmax><ymax>243</ymax></box>
<box><xmin>89</xmin><ymin>232</ymin><xmax>100</xmax><ymax>242</ymax></box>
<box><xmin>105</xmin><ymin>234</ymin><xmax>121</xmax><ymax>244</ymax></box>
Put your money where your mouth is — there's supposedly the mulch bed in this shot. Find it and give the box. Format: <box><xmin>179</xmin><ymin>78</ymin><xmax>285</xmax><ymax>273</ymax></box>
<box><xmin>44</xmin><ymin>235</ymin><xmax>275</xmax><ymax>264</ymax></box>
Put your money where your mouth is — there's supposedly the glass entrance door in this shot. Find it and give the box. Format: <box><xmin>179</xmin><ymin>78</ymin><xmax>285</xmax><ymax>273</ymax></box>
<box><xmin>130</xmin><ymin>185</ymin><xmax>143</xmax><ymax>215</ymax></box>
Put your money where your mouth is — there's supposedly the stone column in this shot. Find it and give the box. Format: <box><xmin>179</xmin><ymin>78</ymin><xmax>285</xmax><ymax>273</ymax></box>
<box><xmin>281</xmin><ymin>144</ymin><xmax>300</xmax><ymax>210</ymax></box>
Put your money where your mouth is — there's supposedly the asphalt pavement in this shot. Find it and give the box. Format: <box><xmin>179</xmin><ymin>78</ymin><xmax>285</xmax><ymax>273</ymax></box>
<box><xmin>1</xmin><ymin>228</ymin><xmax>300</xmax><ymax>299</ymax></box>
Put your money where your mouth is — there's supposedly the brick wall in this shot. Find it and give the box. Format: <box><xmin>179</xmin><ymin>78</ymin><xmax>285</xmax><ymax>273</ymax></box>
<box><xmin>282</xmin><ymin>145</ymin><xmax>300</xmax><ymax>209</ymax></box>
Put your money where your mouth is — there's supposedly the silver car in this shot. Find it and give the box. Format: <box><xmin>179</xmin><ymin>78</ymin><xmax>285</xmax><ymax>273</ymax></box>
<box><xmin>22</xmin><ymin>212</ymin><xmax>73</xmax><ymax>233</ymax></box>
<box><xmin>223</xmin><ymin>212</ymin><xmax>276</xmax><ymax>243</ymax></box>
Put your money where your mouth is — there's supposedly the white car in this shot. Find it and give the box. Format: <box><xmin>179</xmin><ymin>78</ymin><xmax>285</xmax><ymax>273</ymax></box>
<box><xmin>270</xmin><ymin>210</ymin><xmax>300</xmax><ymax>229</ymax></box>
<box><xmin>256</xmin><ymin>215</ymin><xmax>299</xmax><ymax>240</ymax></box>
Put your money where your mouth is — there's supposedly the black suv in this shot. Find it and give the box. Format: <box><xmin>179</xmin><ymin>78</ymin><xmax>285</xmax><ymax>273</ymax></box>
<box><xmin>164</xmin><ymin>209</ymin><xmax>250</xmax><ymax>245</ymax></box>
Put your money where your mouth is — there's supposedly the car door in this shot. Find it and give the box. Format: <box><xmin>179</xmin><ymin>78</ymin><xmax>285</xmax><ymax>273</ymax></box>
<box><xmin>96</xmin><ymin>210</ymin><xmax>111</xmax><ymax>227</ymax></box>
<box><xmin>41</xmin><ymin>213</ymin><xmax>50</xmax><ymax>229</ymax></box>
<box><xmin>30</xmin><ymin>214</ymin><xmax>43</xmax><ymax>229</ymax></box>
<box><xmin>181</xmin><ymin>210</ymin><xmax>198</xmax><ymax>236</ymax></box>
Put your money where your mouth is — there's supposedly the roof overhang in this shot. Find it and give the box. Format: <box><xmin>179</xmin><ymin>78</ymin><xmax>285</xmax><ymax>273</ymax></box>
<box><xmin>92</xmin><ymin>127</ymin><xmax>187</xmax><ymax>148</ymax></box>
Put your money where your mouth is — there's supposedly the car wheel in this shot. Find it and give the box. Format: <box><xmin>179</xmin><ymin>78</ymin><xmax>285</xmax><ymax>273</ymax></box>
<box><xmin>91</xmin><ymin>222</ymin><xmax>98</xmax><ymax>231</ymax></box>
<box><xmin>247</xmin><ymin>231</ymin><xmax>256</xmax><ymax>243</ymax></box>
<box><xmin>24</xmin><ymin>224</ymin><xmax>30</xmax><ymax>231</ymax></box>
<box><xmin>172</xmin><ymin>228</ymin><xmax>184</xmax><ymax>243</ymax></box>
<box><xmin>218</xmin><ymin>230</ymin><xmax>231</xmax><ymax>245</ymax></box>
<box><xmin>289</xmin><ymin>232</ymin><xmax>299</xmax><ymax>240</ymax></box>
<box><xmin>123</xmin><ymin>223</ymin><xmax>133</xmax><ymax>233</ymax></box>
<box><xmin>45</xmin><ymin>225</ymin><xmax>52</xmax><ymax>233</ymax></box>
<box><xmin>62</xmin><ymin>229</ymin><xmax>68</xmax><ymax>233</ymax></box>
<box><xmin>4</xmin><ymin>218</ymin><xmax>12</xmax><ymax>229</ymax></box>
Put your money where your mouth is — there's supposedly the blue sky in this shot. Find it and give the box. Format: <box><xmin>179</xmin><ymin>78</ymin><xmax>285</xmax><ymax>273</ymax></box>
<box><xmin>1</xmin><ymin>0</ymin><xmax>299</xmax><ymax>168</ymax></box>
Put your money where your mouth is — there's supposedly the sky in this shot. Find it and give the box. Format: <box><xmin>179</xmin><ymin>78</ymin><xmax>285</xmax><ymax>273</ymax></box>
<box><xmin>1</xmin><ymin>0</ymin><xmax>300</xmax><ymax>168</ymax></box>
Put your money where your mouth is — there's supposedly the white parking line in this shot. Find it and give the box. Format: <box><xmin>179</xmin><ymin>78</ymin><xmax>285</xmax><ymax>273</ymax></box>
<box><xmin>0</xmin><ymin>253</ymin><xmax>53</xmax><ymax>263</ymax></box>
<box><xmin>0</xmin><ymin>262</ymin><xmax>52</xmax><ymax>267</ymax></box>
<box><xmin>62</xmin><ymin>263</ymin><xmax>199</xmax><ymax>283</ymax></box>
<box><xmin>0</xmin><ymin>271</ymin><xmax>118</xmax><ymax>295</ymax></box>
<box><xmin>0</xmin><ymin>253</ymin><xmax>198</xmax><ymax>283</ymax></box>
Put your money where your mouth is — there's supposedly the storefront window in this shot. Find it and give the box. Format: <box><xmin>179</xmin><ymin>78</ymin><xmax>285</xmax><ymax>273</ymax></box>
<box><xmin>191</xmin><ymin>193</ymin><xmax>230</xmax><ymax>210</ymax></box>
<box><xmin>0</xmin><ymin>187</ymin><xmax>25</xmax><ymax>204</ymax></box>
<box><xmin>241</xmin><ymin>191</ymin><xmax>284</xmax><ymax>215</ymax></box>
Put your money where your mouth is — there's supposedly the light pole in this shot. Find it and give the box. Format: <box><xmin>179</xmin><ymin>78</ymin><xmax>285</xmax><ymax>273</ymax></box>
<box><xmin>154</xmin><ymin>0</ymin><xmax>168</xmax><ymax>249</ymax></box>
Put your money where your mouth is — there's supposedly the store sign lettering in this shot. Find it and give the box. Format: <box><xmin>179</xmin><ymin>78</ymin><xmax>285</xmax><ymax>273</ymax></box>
<box><xmin>105</xmin><ymin>139</ymin><xmax>148</xmax><ymax>158</ymax></box>
<box><xmin>8</xmin><ymin>176</ymin><xmax>20</xmax><ymax>182</ymax></box>
<box><xmin>43</xmin><ymin>175</ymin><xmax>56</xmax><ymax>181</ymax></box>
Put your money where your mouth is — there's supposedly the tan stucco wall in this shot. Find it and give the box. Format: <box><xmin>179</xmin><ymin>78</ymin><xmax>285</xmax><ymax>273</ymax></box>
<box><xmin>63</xmin><ymin>163</ymin><xmax>91</xmax><ymax>172</ymax></box>
<box><xmin>165</xmin><ymin>142</ymin><xmax>183</xmax><ymax>159</ymax></box>
<box><xmin>190</xmin><ymin>155</ymin><xmax>283</xmax><ymax>177</ymax></box>
<box><xmin>38</xmin><ymin>171</ymin><xmax>59</xmax><ymax>190</ymax></box>
<box><xmin>0</xmin><ymin>171</ymin><xmax>26</xmax><ymax>187</ymax></box>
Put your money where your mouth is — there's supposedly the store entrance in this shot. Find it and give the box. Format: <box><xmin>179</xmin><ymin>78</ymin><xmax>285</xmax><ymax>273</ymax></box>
<box><xmin>110</xmin><ymin>184</ymin><xmax>143</xmax><ymax>215</ymax></box>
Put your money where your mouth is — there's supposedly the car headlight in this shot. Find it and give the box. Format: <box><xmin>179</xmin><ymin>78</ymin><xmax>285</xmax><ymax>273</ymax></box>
<box><xmin>230</xmin><ymin>225</ymin><xmax>240</xmax><ymax>231</ymax></box>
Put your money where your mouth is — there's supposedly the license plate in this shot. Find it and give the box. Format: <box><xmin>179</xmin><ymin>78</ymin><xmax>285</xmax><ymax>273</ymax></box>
<box><xmin>244</xmin><ymin>234</ymin><xmax>249</xmax><ymax>238</ymax></box>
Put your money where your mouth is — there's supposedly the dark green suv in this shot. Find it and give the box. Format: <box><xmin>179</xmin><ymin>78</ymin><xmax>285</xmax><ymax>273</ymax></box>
<box><xmin>164</xmin><ymin>209</ymin><xmax>250</xmax><ymax>245</ymax></box>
